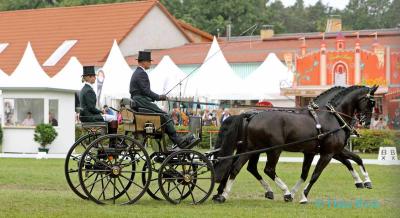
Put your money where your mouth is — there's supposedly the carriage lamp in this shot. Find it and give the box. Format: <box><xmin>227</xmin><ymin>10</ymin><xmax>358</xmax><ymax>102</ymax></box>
<box><xmin>144</xmin><ymin>122</ymin><xmax>155</xmax><ymax>134</ymax></box>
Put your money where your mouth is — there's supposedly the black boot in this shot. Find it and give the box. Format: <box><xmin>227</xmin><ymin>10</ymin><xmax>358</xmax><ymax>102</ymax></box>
<box><xmin>108</xmin><ymin>121</ymin><xmax>118</xmax><ymax>147</ymax></box>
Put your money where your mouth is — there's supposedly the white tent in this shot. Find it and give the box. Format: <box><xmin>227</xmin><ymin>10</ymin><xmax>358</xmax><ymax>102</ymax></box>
<box><xmin>242</xmin><ymin>53</ymin><xmax>294</xmax><ymax>100</ymax></box>
<box><xmin>100</xmin><ymin>40</ymin><xmax>133</xmax><ymax>105</ymax></box>
<box><xmin>5</xmin><ymin>42</ymin><xmax>50</xmax><ymax>88</ymax></box>
<box><xmin>149</xmin><ymin>55</ymin><xmax>187</xmax><ymax>97</ymax></box>
<box><xmin>51</xmin><ymin>56</ymin><xmax>83</xmax><ymax>91</ymax></box>
<box><xmin>0</xmin><ymin>69</ymin><xmax>9</xmax><ymax>87</ymax></box>
<box><xmin>184</xmin><ymin>37</ymin><xmax>242</xmax><ymax>99</ymax></box>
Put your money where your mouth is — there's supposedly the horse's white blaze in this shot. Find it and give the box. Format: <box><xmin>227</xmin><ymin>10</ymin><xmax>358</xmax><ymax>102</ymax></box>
<box><xmin>274</xmin><ymin>177</ymin><xmax>290</xmax><ymax>195</ymax></box>
<box><xmin>290</xmin><ymin>179</ymin><xmax>304</xmax><ymax>196</ymax></box>
<box><xmin>359</xmin><ymin>166</ymin><xmax>371</xmax><ymax>183</ymax></box>
<box><xmin>259</xmin><ymin>179</ymin><xmax>273</xmax><ymax>192</ymax></box>
<box><xmin>222</xmin><ymin>179</ymin><xmax>235</xmax><ymax>199</ymax></box>
<box><xmin>350</xmin><ymin>170</ymin><xmax>363</xmax><ymax>184</ymax></box>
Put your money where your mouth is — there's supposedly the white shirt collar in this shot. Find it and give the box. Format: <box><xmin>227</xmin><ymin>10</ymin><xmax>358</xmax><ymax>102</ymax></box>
<box><xmin>85</xmin><ymin>82</ymin><xmax>95</xmax><ymax>90</ymax></box>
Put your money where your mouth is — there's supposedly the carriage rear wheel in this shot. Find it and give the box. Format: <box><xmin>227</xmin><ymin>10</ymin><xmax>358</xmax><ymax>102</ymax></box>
<box><xmin>158</xmin><ymin>150</ymin><xmax>215</xmax><ymax>204</ymax></box>
<box><xmin>64</xmin><ymin>133</ymin><xmax>99</xmax><ymax>200</ymax></box>
<box><xmin>78</xmin><ymin>134</ymin><xmax>152</xmax><ymax>205</ymax></box>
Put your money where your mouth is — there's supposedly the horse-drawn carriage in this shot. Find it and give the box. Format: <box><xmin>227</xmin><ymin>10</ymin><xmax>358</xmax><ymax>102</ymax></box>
<box><xmin>65</xmin><ymin>98</ymin><xmax>216</xmax><ymax>205</ymax></box>
<box><xmin>65</xmin><ymin>85</ymin><xmax>377</xmax><ymax>205</ymax></box>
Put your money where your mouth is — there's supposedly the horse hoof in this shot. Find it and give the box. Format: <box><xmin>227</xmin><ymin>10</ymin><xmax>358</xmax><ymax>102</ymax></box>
<box><xmin>284</xmin><ymin>194</ymin><xmax>293</xmax><ymax>202</ymax></box>
<box><xmin>212</xmin><ymin>195</ymin><xmax>226</xmax><ymax>203</ymax></box>
<box><xmin>364</xmin><ymin>182</ymin><xmax>373</xmax><ymax>189</ymax></box>
<box><xmin>355</xmin><ymin>182</ymin><xmax>364</xmax><ymax>189</ymax></box>
<box><xmin>299</xmin><ymin>200</ymin><xmax>308</xmax><ymax>204</ymax></box>
<box><xmin>265</xmin><ymin>191</ymin><xmax>274</xmax><ymax>200</ymax></box>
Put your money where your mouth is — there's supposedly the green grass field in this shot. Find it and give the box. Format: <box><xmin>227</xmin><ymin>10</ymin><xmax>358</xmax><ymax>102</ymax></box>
<box><xmin>0</xmin><ymin>158</ymin><xmax>399</xmax><ymax>218</ymax></box>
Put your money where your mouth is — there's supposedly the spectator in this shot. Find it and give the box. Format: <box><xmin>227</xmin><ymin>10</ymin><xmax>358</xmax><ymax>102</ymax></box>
<box><xmin>49</xmin><ymin>112</ymin><xmax>58</xmax><ymax>126</ymax></box>
<box><xmin>391</xmin><ymin>109</ymin><xmax>400</xmax><ymax>130</ymax></box>
<box><xmin>374</xmin><ymin>117</ymin><xmax>386</xmax><ymax>130</ymax></box>
<box><xmin>22</xmin><ymin>112</ymin><xmax>35</xmax><ymax>126</ymax></box>
<box><xmin>220</xmin><ymin>108</ymin><xmax>231</xmax><ymax>124</ymax></box>
<box><xmin>202</xmin><ymin>109</ymin><xmax>211</xmax><ymax>126</ymax></box>
<box><xmin>103</xmin><ymin>105</ymin><xmax>114</xmax><ymax>116</ymax></box>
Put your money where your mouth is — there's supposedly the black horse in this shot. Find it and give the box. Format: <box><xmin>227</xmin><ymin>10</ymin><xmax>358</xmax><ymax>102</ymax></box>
<box><xmin>213</xmin><ymin>86</ymin><xmax>373</xmax><ymax>203</ymax></box>
<box><xmin>213</xmin><ymin>85</ymin><xmax>378</xmax><ymax>204</ymax></box>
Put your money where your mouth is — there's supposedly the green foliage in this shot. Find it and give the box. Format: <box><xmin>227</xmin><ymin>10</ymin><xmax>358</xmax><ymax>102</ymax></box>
<box><xmin>176</xmin><ymin>125</ymin><xmax>219</xmax><ymax>149</ymax></box>
<box><xmin>34</xmin><ymin>123</ymin><xmax>58</xmax><ymax>148</ymax></box>
<box><xmin>351</xmin><ymin>129</ymin><xmax>400</xmax><ymax>153</ymax></box>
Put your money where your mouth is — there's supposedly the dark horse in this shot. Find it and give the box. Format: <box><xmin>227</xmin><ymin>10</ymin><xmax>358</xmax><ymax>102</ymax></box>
<box><xmin>212</xmin><ymin>86</ymin><xmax>373</xmax><ymax>203</ymax></box>
<box><xmin>213</xmin><ymin>85</ymin><xmax>378</xmax><ymax>204</ymax></box>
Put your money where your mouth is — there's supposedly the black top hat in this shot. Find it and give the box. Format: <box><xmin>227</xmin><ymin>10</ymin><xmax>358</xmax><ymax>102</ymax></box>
<box><xmin>137</xmin><ymin>51</ymin><xmax>152</xmax><ymax>61</ymax></box>
<box><xmin>82</xmin><ymin>66</ymin><xmax>96</xmax><ymax>76</ymax></box>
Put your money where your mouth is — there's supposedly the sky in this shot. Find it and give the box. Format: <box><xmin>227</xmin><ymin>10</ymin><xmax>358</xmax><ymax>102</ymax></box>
<box><xmin>277</xmin><ymin>0</ymin><xmax>350</xmax><ymax>10</ymax></box>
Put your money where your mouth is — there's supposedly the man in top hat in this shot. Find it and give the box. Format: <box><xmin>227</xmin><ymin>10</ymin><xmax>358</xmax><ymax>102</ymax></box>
<box><xmin>79</xmin><ymin>66</ymin><xmax>117</xmax><ymax>131</ymax></box>
<box><xmin>130</xmin><ymin>51</ymin><xmax>195</xmax><ymax>148</ymax></box>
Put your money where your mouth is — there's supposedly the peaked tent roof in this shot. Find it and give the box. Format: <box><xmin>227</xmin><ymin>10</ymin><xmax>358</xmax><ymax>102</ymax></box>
<box><xmin>51</xmin><ymin>56</ymin><xmax>83</xmax><ymax>91</ymax></box>
<box><xmin>242</xmin><ymin>53</ymin><xmax>293</xmax><ymax>99</ymax></box>
<box><xmin>149</xmin><ymin>55</ymin><xmax>187</xmax><ymax>97</ymax></box>
<box><xmin>0</xmin><ymin>69</ymin><xmax>8</xmax><ymax>87</ymax></box>
<box><xmin>100</xmin><ymin>40</ymin><xmax>132</xmax><ymax>102</ymax></box>
<box><xmin>0</xmin><ymin>0</ymin><xmax>193</xmax><ymax>76</ymax></box>
<box><xmin>184</xmin><ymin>37</ymin><xmax>242</xmax><ymax>99</ymax></box>
<box><xmin>4</xmin><ymin>42</ymin><xmax>50</xmax><ymax>88</ymax></box>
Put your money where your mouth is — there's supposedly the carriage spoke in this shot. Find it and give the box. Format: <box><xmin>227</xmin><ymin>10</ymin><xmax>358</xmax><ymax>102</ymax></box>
<box><xmin>189</xmin><ymin>181</ymin><xmax>208</xmax><ymax>195</ymax></box>
<box><xmin>74</xmin><ymin>171</ymin><xmax>95</xmax><ymax>189</ymax></box>
<box><xmin>88</xmin><ymin>173</ymin><xmax>100</xmax><ymax>195</ymax></box>
<box><xmin>68</xmin><ymin>169</ymin><xmax>78</xmax><ymax>173</ymax></box>
<box><xmin>97</xmin><ymin>175</ymin><xmax>112</xmax><ymax>201</ymax></box>
<box><xmin>117</xmin><ymin>177</ymin><xmax>132</xmax><ymax>201</ymax></box>
<box><xmin>189</xmin><ymin>187</ymin><xmax>197</xmax><ymax>204</ymax></box>
<box><xmin>120</xmin><ymin>174</ymin><xmax>144</xmax><ymax>189</ymax></box>
<box><xmin>85</xmin><ymin>173</ymin><xmax>109</xmax><ymax>193</ymax></box>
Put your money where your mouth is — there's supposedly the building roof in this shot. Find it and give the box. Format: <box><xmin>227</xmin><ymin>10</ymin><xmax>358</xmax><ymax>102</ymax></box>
<box><xmin>126</xmin><ymin>29</ymin><xmax>400</xmax><ymax>65</ymax></box>
<box><xmin>176</xmin><ymin>20</ymin><xmax>213</xmax><ymax>42</ymax></box>
<box><xmin>0</xmin><ymin>0</ymin><xmax>195</xmax><ymax>76</ymax></box>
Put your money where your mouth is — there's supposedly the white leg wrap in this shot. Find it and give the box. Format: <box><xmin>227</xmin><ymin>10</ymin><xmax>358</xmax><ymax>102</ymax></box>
<box><xmin>290</xmin><ymin>179</ymin><xmax>304</xmax><ymax>196</ymax></box>
<box><xmin>259</xmin><ymin>179</ymin><xmax>273</xmax><ymax>192</ymax></box>
<box><xmin>350</xmin><ymin>170</ymin><xmax>363</xmax><ymax>184</ymax></box>
<box><xmin>222</xmin><ymin>179</ymin><xmax>235</xmax><ymax>199</ymax></box>
<box><xmin>274</xmin><ymin>177</ymin><xmax>290</xmax><ymax>195</ymax></box>
<box><xmin>359</xmin><ymin>166</ymin><xmax>371</xmax><ymax>183</ymax></box>
<box><xmin>299</xmin><ymin>183</ymin><xmax>309</xmax><ymax>203</ymax></box>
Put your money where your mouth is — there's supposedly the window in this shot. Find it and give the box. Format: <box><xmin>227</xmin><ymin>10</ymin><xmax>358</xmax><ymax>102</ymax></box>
<box><xmin>3</xmin><ymin>99</ymin><xmax>44</xmax><ymax>127</ymax></box>
<box><xmin>49</xmin><ymin>99</ymin><xmax>59</xmax><ymax>126</ymax></box>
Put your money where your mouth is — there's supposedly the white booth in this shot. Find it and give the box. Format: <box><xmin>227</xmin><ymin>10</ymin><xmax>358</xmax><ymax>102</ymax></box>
<box><xmin>0</xmin><ymin>88</ymin><xmax>76</xmax><ymax>154</ymax></box>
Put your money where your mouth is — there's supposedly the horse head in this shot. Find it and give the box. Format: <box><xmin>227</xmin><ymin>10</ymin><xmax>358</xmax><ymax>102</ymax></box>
<box><xmin>356</xmin><ymin>85</ymin><xmax>378</xmax><ymax>128</ymax></box>
<box><xmin>213</xmin><ymin>115</ymin><xmax>244</xmax><ymax>183</ymax></box>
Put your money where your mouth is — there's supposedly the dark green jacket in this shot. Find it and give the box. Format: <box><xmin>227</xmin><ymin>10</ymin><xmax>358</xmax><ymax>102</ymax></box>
<box><xmin>79</xmin><ymin>84</ymin><xmax>103</xmax><ymax>122</ymax></box>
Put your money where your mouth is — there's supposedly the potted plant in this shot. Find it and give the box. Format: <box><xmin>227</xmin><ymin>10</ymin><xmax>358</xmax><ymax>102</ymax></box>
<box><xmin>34</xmin><ymin>123</ymin><xmax>58</xmax><ymax>153</ymax></box>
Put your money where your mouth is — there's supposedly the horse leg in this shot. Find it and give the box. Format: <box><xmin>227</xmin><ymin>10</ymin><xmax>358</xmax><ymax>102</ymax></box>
<box><xmin>212</xmin><ymin>172</ymin><xmax>230</xmax><ymax>201</ymax></box>
<box><xmin>300</xmin><ymin>153</ymin><xmax>333</xmax><ymax>204</ymax></box>
<box><xmin>264</xmin><ymin>151</ymin><xmax>292</xmax><ymax>202</ymax></box>
<box><xmin>333</xmin><ymin>152</ymin><xmax>364</xmax><ymax>188</ymax></box>
<box><xmin>247</xmin><ymin>153</ymin><xmax>274</xmax><ymax>200</ymax></box>
<box><xmin>291</xmin><ymin>153</ymin><xmax>315</xmax><ymax>197</ymax></box>
<box><xmin>214</xmin><ymin>156</ymin><xmax>250</xmax><ymax>203</ymax></box>
<box><xmin>341</xmin><ymin>149</ymin><xmax>372</xmax><ymax>189</ymax></box>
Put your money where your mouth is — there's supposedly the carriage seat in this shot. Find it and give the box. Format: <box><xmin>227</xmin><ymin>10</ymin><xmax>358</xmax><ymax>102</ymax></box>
<box><xmin>120</xmin><ymin>98</ymin><xmax>157</xmax><ymax>113</ymax></box>
<box><xmin>80</xmin><ymin>122</ymin><xmax>108</xmax><ymax>135</ymax></box>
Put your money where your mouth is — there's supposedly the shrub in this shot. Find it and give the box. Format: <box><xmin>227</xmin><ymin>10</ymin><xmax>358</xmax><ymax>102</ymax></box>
<box><xmin>34</xmin><ymin>124</ymin><xmax>58</xmax><ymax>148</ymax></box>
<box><xmin>351</xmin><ymin>129</ymin><xmax>400</xmax><ymax>153</ymax></box>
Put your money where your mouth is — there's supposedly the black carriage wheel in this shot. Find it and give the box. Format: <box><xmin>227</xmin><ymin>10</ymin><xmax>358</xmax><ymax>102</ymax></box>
<box><xmin>64</xmin><ymin>133</ymin><xmax>100</xmax><ymax>200</ymax></box>
<box><xmin>78</xmin><ymin>134</ymin><xmax>152</xmax><ymax>205</ymax></box>
<box><xmin>142</xmin><ymin>152</ymin><xmax>165</xmax><ymax>200</ymax></box>
<box><xmin>158</xmin><ymin>150</ymin><xmax>215</xmax><ymax>205</ymax></box>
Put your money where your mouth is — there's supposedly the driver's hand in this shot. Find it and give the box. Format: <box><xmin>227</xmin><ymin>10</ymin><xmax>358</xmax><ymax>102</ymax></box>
<box><xmin>159</xmin><ymin>95</ymin><xmax>168</xmax><ymax>101</ymax></box>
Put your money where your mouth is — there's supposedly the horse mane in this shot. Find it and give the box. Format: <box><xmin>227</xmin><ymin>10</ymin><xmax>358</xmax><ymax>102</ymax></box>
<box><xmin>328</xmin><ymin>85</ymin><xmax>370</xmax><ymax>106</ymax></box>
<box><xmin>215</xmin><ymin>114</ymin><xmax>245</xmax><ymax>156</ymax></box>
<box><xmin>314</xmin><ymin>86</ymin><xmax>345</xmax><ymax>104</ymax></box>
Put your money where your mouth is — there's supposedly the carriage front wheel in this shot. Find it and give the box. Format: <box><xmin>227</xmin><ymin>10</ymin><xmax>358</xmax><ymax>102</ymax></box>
<box><xmin>158</xmin><ymin>150</ymin><xmax>215</xmax><ymax>204</ymax></box>
<box><xmin>78</xmin><ymin>134</ymin><xmax>152</xmax><ymax>205</ymax></box>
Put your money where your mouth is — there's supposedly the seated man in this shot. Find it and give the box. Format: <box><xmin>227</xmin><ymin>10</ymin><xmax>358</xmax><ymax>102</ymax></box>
<box><xmin>79</xmin><ymin>66</ymin><xmax>118</xmax><ymax>134</ymax></box>
<box><xmin>129</xmin><ymin>51</ymin><xmax>195</xmax><ymax>148</ymax></box>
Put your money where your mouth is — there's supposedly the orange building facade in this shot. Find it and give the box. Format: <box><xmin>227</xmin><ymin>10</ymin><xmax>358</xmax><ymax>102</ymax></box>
<box><xmin>284</xmin><ymin>32</ymin><xmax>400</xmax><ymax>128</ymax></box>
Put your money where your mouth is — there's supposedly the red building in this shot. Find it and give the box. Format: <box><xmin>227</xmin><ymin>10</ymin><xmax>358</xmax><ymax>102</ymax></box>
<box><xmin>282</xmin><ymin>31</ymin><xmax>400</xmax><ymax>127</ymax></box>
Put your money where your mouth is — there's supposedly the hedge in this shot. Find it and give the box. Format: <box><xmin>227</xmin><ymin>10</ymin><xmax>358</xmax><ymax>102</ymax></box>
<box><xmin>351</xmin><ymin>129</ymin><xmax>400</xmax><ymax>153</ymax></box>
